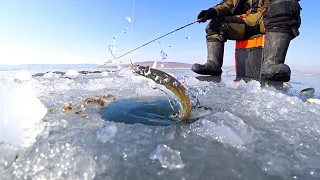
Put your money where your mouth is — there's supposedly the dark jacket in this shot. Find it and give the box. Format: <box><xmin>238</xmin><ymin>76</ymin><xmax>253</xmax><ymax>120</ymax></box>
<box><xmin>213</xmin><ymin>0</ymin><xmax>270</xmax><ymax>16</ymax></box>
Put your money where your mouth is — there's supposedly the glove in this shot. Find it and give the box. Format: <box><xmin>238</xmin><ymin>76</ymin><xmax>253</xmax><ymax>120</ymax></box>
<box><xmin>197</xmin><ymin>8</ymin><xmax>218</xmax><ymax>23</ymax></box>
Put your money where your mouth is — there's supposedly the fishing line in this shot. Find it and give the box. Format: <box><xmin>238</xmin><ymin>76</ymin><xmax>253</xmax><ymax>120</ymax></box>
<box><xmin>129</xmin><ymin>0</ymin><xmax>135</xmax><ymax>64</ymax></box>
<box><xmin>98</xmin><ymin>18</ymin><xmax>202</xmax><ymax>69</ymax></box>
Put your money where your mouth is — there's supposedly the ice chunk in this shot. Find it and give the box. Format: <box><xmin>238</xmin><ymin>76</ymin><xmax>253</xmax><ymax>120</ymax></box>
<box><xmin>43</xmin><ymin>72</ymin><xmax>60</xmax><ymax>78</ymax></box>
<box><xmin>149</xmin><ymin>144</ymin><xmax>185</xmax><ymax>169</ymax></box>
<box><xmin>96</xmin><ymin>123</ymin><xmax>118</xmax><ymax>143</ymax></box>
<box><xmin>64</xmin><ymin>69</ymin><xmax>79</xmax><ymax>77</ymax></box>
<box><xmin>14</xmin><ymin>70</ymin><xmax>32</xmax><ymax>81</ymax></box>
<box><xmin>160</xmin><ymin>50</ymin><xmax>168</xmax><ymax>60</ymax></box>
<box><xmin>43</xmin><ymin>72</ymin><xmax>54</xmax><ymax>78</ymax></box>
<box><xmin>126</xmin><ymin>16</ymin><xmax>132</xmax><ymax>22</ymax></box>
<box><xmin>0</xmin><ymin>81</ymin><xmax>47</xmax><ymax>147</ymax></box>
<box><xmin>191</xmin><ymin>114</ymin><xmax>254</xmax><ymax>147</ymax></box>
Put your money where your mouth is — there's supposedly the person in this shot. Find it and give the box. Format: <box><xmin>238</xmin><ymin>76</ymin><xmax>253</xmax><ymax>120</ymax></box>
<box><xmin>192</xmin><ymin>0</ymin><xmax>302</xmax><ymax>82</ymax></box>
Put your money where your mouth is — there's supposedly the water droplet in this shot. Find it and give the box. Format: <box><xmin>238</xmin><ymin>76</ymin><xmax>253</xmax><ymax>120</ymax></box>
<box><xmin>113</xmin><ymin>36</ymin><xmax>117</xmax><ymax>40</ymax></box>
<box><xmin>186</xmin><ymin>36</ymin><xmax>190</xmax><ymax>39</ymax></box>
<box><xmin>173</xmin><ymin>81</ymin><xmax>179</xmax><ymax>87</ymax></box>
<box><xmin>108</xmin><ymin>45</ymin><xmax>117</xmax><ymax>59</ymax></box>
<box><xmin>160</xmin><ymin>50</ymin><xmax>168</xmax><ymax>60</ymax></box>
<box><xmin>169</xmin><ymin>44</ymin><xmax>172</xmax><ymax>47</ymax></box>
<box><xmin>126</xmin><ymin>16</ymin><xmax>132</xmax><ymax>22</ymax></box>
<box><xmin>164</xmin><ymin>77</ymin><xmax>171</xmax><ymax>83</ymax></box>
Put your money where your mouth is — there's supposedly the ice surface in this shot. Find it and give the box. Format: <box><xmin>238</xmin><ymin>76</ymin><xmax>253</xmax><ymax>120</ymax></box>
<box><xmin>0</xmin><ymin>81</ymin><xmax>47</xmax><ymax>147</ymax></box>
<box><xmin>14</xmin><ymin>70</ymin><xmax>32</xmax><ymax>81</ymax></box>
<box><xmin>96</xmin><ymin>123</ymin><xmax>118</xmax><ymax>143</ymax></box>
<box><xmin>0</xmin><ymin>69</ymin><xmax>320</xmax><ymax>180</ymax></box>
<box><xmin>64</xmin><ymin>69</ymin><xmax>79</xmax><ymax>77</ymax></box>
<box><xmin>149</xmin><ymin>144</ymin><xmax>184</xmax><ymax>169</ymax></box>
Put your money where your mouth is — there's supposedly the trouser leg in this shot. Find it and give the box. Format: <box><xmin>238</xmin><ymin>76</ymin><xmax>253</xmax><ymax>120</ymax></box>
<box><xmin>192</xmin><ymin>12</ymin><xmax>264</xmax><ymax>76</ymax></box>
<box><xmin>261</xmin><ymin>0</ymin><xmax>302</xmax><ymax>82</ymax></box>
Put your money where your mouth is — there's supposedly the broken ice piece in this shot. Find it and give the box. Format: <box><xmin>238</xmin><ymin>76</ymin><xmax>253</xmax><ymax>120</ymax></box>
<box><xmin>149</xmin><ymin>144</ymin><xmax>185</xmax><ymax>169</ymax></box>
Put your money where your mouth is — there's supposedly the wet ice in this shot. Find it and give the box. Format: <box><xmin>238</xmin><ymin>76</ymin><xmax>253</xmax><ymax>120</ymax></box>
<box><xmin>149</xmin><ymin>144</ymin><xmax>185</xmax><ymax>169</ymax></box>
<box><xmin>0</xmin><ymin>69</ymin><xmax>320</xmax><ymax>180</ymax></box>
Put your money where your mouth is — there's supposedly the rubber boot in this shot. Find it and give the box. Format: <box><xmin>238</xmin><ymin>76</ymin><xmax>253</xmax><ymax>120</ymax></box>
<box><xmin>191</xmin><ymin>40</ymin><xmax>224</xmax><ymax>76</ymax></box>
<box><xmin>261</xmin><ymin>31</ymin><xmax>292</xmax><ymax>82</ymax></box>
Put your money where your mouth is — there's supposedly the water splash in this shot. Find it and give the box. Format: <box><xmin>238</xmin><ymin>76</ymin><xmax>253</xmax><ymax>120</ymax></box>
<box><xmin>160</xmin><ymin>50</ymin><xmax>168</xmax><ymax>60</ymax></box>
<box><xmin>122</xmin><ymin>27</ymin><xmax>129</xmax><ymax>34</ymax></box>
<box><xmin>106</xmin><ymin>45</ymin><xmax>122</xmax><ymax>69</ymax></box>
<box><xmin>108</xmin><ymin>45</ymin><xmax>117</xmax><ymax>59</ymax></box>
<box><xmin>126</xmin><ymin>16</ymin><xmax>132</xmax><ymax>23</ymax></box>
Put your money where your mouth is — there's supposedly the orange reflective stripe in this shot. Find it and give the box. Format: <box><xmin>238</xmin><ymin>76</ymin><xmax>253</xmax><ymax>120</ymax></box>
<box><xmin>234</xmin><ymin>51</ymin><xmax>238</xmax><ymax>73</ymax></box>
<box><xmin>236</xmin><ymin>35</ymin><xmax>265</xmax><ymax>49</ymax></box>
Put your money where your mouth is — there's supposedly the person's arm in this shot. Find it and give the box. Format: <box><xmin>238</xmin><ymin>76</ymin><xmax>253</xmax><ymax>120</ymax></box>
<box><xmin>212</xmin><ymin>0</ymin><xmax>234</xmax><ymax>16</ymax></box>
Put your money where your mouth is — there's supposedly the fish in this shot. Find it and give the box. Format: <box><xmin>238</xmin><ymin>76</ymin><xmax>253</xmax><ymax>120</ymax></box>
<box><xmin>300</xmin><ymin>87</ymin><xmax>315</xmax><ymax>96</ymax></box>
<box><xmin>130</xmin><ymin>64</ymin><xmax>191</xmax><ymax>123</ymax></box>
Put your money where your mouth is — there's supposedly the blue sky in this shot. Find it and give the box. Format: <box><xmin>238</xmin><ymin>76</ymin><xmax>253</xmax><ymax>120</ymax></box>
<box><xmin>0</xmin><ymin>0</ymin><xmax>318</xmax><ymax>71</ymax></box>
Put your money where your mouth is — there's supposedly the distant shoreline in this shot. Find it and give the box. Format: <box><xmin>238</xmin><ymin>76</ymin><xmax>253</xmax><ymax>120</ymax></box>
<box><xmin>0</xmin><ymin>62</ymin><xmax>319</xmax><ymax>77</ymax></box>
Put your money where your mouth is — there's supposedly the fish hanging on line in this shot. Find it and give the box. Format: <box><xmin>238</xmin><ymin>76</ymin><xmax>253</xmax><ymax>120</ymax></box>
<box><xmin>130</xmin><ymin>64</ymin><xmax>191</xmax><ymax>123</ymax></box>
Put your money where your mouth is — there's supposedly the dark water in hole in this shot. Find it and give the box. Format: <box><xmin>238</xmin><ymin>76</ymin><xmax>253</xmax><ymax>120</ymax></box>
<box><xmin>100</xmin><ymin>100</ymin><xmax>179</xmax><ymax>126</ymax></box>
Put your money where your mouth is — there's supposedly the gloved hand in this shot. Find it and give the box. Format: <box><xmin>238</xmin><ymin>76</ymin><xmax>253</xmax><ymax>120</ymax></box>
<box><xmin>197</xmin><ymin>8</ymin><xmax>218</xmax><ymax>23</ymax></box>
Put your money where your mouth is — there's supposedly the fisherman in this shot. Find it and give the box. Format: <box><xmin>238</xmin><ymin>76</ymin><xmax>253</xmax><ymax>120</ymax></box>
<box><xmin>192</xmin><ymin>0</ymin><xmax>302</xmax><ymax>82</ymax></box>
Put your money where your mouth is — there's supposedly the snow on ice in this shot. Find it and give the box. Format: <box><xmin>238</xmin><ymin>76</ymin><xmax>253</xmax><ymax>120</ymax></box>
<box><xmin>0</xmin><ymin>68</ymin><xmax>319</xmax><ymax>180</ymax></box>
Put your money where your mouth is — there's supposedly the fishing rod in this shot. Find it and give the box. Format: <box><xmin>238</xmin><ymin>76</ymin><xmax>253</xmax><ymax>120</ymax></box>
<box><xmin>98</xmin><ymin>18</ymin><xmax>203</xmax><ymax>69</ymax></box>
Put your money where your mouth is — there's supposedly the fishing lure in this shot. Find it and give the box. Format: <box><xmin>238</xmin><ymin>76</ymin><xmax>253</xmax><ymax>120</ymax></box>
<box><xmin>130</xmin><ymin>64</ymin><xmax>191</xmax><ymax>123</ymax></box>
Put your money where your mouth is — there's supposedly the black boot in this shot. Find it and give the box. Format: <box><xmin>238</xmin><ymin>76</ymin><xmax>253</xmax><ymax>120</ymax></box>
<box><xmin>261</xmin><ymin>31</ymin><xmax>292</xmax><ymax>82</ymax></box>
<box><xmin>191</xmin><ymin>40</ymin><xmax>224</xmax><ymax>76</ymax></box>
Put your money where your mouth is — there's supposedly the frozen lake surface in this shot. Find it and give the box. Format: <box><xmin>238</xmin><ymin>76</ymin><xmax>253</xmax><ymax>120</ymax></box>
<box><xmin>0</xmin><ymin>67</ymin><xmax>320</xmax><ymax>180</ymax></box>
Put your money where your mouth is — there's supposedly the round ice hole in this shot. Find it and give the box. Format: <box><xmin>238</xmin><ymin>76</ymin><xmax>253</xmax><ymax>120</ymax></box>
<box><xmin>100</xmin><ymin>100</ymin><xmax>179</xmax><ymax>126</ymax></box>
